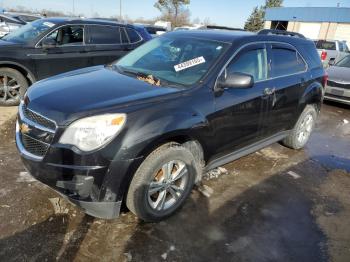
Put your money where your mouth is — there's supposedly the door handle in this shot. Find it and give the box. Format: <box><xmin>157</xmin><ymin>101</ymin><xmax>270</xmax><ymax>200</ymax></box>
<box><xmin>263</xmin><ymin>88</ymin><xmax>275</xmax><ymax>96</ymax></box>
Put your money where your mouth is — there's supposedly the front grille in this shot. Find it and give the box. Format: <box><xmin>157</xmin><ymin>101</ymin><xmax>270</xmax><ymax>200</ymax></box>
<box><xmin>21</xmin><ymin>134</ymin><xmax>50</xmax><ymax>157</ymax></box>
<box><xmin>22</xmin><ymin>103</ymin><xmax>56</xmax><ymax>130</ymax></box>
<box><xmin>325</xmin><ymin>93</ymin><xmax>350</xmax><ymax>101</ymax></box>
<box><xmin>327</xmin><ymin>80</ymin><xmax>350</xmax><ymax>90</ymax></box>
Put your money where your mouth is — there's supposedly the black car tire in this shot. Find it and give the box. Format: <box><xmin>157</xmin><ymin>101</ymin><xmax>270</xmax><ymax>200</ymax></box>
<box><xmin>0</xmin><ymin>68</ymin><xmax>28</xmax><ymax>106</ymax></box>
<box><xmin>282</xmin><ymin>105</ymin><xmax>317</xmax><ymax>149</ymax></box>
<box><xmin>126</xmin><ymin>143</ymin><xmax>197</xmax><ymax>222</ymax></box>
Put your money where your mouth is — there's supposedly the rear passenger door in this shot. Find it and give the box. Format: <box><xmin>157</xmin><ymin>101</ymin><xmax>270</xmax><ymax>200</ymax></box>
<box><xmin>264</xmin><ymin>43</ymin><xmax>308</xmax><ymax>136</ymax></box>
<box><xmin>85</xmin><ymin>25</ymin><xmax>130</xmax><ymax>65</ymax></box>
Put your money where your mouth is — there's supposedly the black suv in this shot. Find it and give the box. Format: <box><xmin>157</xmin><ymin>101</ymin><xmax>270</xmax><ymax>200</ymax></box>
<box><xmin>16</xmin><ymin>29</ymin><xmax>325</xmax><ymax>222</ymax></box>
<box><xmin>0</xmin><ymin>18</ymin><xmax>151</xmax><ymax>106</ymax></box>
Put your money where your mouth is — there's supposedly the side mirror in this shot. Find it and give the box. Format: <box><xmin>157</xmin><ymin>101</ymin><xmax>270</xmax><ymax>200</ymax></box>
<box><xmin>328</xmin><ymin>59</ymin><xmax>336</xmax><ymax>67</ymax></box>
<box><xmin>41</xmin><ymin>38</ymin><xmax>56</xmax><ymax>49</ymax></box>
<box><xmin>217</xmin><ymin>72</ymin><xmax>254</xmax><ymax>90</ymax></box>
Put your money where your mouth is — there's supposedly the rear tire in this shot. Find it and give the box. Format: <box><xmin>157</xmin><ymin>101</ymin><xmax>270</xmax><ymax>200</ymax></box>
<box><xmin>0</xmin><ymin>68</ymin><xmax>28</xmax><ymax>106</ymax></box>
<box><xmin>282</xmin><ymin>105</ymin><xmax>317</xmax><ymax>149</ymax></box>
<box><xmin>126</xmin><ymin>143</ymin><xmax>198</xmax><ymax>222</ymax></box>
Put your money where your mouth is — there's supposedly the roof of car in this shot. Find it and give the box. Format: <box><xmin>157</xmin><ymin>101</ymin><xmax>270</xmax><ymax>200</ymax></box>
<box><xmin>166</xmin><ymin>29</ymin><xmax>312</xmax><ymax>45</ymax></box>
<box><xmin>42</xmin><ymin>17</ymin><xmax>129</xmax><ymax>27</ymax></box>
<box><xmin>167</xmin><ymin>30</ymin><xmax>254</xmax><ymax>43</ymax></box>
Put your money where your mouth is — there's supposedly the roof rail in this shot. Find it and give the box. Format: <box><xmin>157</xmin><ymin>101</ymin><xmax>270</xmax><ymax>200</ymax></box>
<box><xmin>258</xmin><ymin>29</ymin><xmax>306</xmax><ymax>39</ymax></box>
<box><xmin>206</xmin><ymin>25</ymin><xmax>246</xmax><ymax>31</ymax></box>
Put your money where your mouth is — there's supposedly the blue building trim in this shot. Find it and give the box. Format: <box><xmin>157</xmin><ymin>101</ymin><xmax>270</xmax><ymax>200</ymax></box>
<box><xmin>265</xmin><ymin>7</ymin><xmax>350</xmax><ymax>23</ymax></box>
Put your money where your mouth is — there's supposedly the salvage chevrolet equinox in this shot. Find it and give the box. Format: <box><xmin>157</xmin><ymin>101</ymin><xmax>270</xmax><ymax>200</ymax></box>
<box><xmin>16</xmin><ymin>29</ymin><xmax>325</xmax><ymax>222</ymax></box>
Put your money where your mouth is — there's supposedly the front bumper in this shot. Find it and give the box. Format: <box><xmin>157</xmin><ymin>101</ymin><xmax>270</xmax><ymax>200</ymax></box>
<box><xmin>15</xmin><ymin>103</ymin><xmax>137</xmax><ymax>219</ymax></box>
<box><xmin>18</xmin><ymin>150</ymin><xmax>122</xmax><ymax>219</ymax></box>
<box><xmin>324</xmin><ymin>85</ymin><xmax>350</xmax><ymax>105</ymax></box>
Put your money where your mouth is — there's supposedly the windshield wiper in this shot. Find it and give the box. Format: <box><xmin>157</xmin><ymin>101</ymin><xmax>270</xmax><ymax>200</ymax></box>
<box><xmin>112</xmin><ymin>65</ymin><xmax>184</xmax><ymax>88</ymax></box>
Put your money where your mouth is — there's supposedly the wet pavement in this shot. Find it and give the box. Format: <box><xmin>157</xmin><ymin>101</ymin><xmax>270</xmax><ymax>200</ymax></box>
<box><xmin>0</xmin><ymin>102</ymin><xmax>349</xmax><ymax>262</ymax></box>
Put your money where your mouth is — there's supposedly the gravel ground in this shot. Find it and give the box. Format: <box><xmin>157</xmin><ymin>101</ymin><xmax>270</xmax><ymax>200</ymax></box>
<box><xmin>0</xmin><ymin>102</ymin><xmax>349</xmax><ymax>262</ymax></box>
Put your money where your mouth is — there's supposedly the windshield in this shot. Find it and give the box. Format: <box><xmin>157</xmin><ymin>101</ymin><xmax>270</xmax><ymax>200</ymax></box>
<box><xmin>116</xmin><ymin>36</ymin><xmax>229</xmax><ymax>86</ymax></box>
<box><xmin>335</xmin><ymin>55</ymin><xmax>350</xmax><ymax>68</ymax></box>
<box><xmin>2</xmin><ymin>19</ymin><xmax>55</xmax><ymax>43</ymax></box>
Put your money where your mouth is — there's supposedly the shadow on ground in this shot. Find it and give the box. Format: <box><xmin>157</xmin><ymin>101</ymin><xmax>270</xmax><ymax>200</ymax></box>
<box><xmin>0</xmin><ymin>215</ymin><xmax>94</xmax><ymax>262</ymax></box>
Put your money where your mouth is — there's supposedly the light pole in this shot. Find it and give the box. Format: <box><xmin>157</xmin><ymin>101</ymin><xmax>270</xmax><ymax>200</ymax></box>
<box><xmin>119</xmin><ymin>0</ymin><xmax>122</xmax><ymax>20</ymax></box>
<box><xmin>73</xmin><ymin>0</ymin><xmax>75</xmax><ymax>16</ymax></box>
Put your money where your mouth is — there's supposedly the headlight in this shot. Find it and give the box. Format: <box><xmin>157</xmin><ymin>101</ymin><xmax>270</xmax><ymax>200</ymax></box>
<box><xmin>59</xmin><ymin>114</ymin><xmax>126</xmax><ymax>152</ymax></box>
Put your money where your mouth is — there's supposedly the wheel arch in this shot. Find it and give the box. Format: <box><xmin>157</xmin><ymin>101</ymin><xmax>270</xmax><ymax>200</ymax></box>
<box><xmin>0</xmin><ymin>61</ymin><xmax>36</xmax><ymax>85</ymax></box>
<box><xmin>117</xmin><ymin>132</ymin><xmax>206</xmax><ymax>205</ymax></box>
<box><xmin>298</xmin><ymin>81</ymin><xmax>323</xmax><ymax>114</ymax></box>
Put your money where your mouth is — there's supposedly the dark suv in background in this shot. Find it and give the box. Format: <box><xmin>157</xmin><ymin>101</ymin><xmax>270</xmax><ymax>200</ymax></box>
<box><xmin>0</xmin><ymin>18</ymin><xmax>151</xmax><ymax>106</ymax></box>
<box><xmin>16</xmin><ymin>29</ymin><xmax>325</xmax><ymax>222</ymax></box>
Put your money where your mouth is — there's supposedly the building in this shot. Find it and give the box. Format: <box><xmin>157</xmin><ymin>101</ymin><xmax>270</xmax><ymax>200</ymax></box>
<box><xmin>264</xmin><ymin>7</ymin><xmax>350</xmax><ymax>43</ymax></box>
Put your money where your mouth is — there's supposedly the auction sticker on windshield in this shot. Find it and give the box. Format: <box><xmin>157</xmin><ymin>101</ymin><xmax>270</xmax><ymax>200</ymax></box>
<box><xmin>174</xmin><ymin>56</ymin><xmax>206</xmax><ymax>72</ymax></box>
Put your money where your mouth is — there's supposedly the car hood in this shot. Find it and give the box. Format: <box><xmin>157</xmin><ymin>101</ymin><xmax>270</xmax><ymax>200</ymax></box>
<box><xmin>327</xmin><ymin>66</ymin><xmax>350</xmax><ymax>84</ymax></box>
<box><xmin>26</xmin><ymin>66</ymin><xmax>181</xmax><ymax>125</ymax></box>
<box><xmin>0</xmin><ymin>39</ymin><xmax>20</xmax><ymax>47</ymax></box>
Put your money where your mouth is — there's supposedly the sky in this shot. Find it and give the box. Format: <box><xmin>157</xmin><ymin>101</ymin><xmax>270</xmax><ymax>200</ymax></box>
<box><xmin>2</xmin><ymin>0</ymin><xmax>350</xmax><ymax>27</ymax></box>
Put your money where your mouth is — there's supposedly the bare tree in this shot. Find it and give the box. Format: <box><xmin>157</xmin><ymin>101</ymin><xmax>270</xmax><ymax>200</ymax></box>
<box><xmin>154</xmin><ymin>0</ymin><xmax>190</xmax><ymax>27</ymax></box>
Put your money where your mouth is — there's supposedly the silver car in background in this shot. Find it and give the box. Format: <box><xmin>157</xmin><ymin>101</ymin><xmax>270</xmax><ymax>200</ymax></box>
<box><xmin>325</xmin><ymin>55</ymin><xmax>350</xmax><ymax>105</ymax></box>
<box><xmin>314</xmin><ymin>40</ymin><xmax>350</xmax><ymax>68</ymax></box>
<box><xmin>0</xmin><ymin>12</ymin><xmax>41</xmax><ymax>37</ymax></box>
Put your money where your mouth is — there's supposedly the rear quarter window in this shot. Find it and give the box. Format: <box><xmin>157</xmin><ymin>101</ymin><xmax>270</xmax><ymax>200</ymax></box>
<box><xmin>126</xmin><ymin>28</ymin><xmax>142</xmax><ymax>43</ymax></box>
<box><xmin>298</xmin><ymin>42</ymin><xmax>323</xmax><ymax>70</ymax></box>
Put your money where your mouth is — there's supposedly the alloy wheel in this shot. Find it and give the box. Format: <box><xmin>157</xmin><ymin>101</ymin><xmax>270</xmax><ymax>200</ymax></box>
<box><xmin>297</xmin><ymin>113</ymin><xmax>314</xmax><ymax>144</ymax></box>
<box><xmin>0</xmin><ymin>74</ymin><xmax>21</xmax><ymax>103</ymax></box>
<box><xmin>147</xmin><ymin>160</ymin><xmax>189</xmax><ymax>211</ymax></box>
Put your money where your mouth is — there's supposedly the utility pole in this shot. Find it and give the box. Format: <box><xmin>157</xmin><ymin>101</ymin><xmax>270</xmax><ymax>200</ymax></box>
<box><xmin>73</xmin><ymin>0</ymin><xmax>75</xmax><ymax>16</ymax></box>
<box><xmin>119</xmin><ymin>0</ymin><xmax>122</xmax><ymax>20</ymax></box>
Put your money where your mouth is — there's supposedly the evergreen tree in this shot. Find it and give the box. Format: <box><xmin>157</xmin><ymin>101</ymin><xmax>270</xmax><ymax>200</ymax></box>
<box><xmin>244</xmin><ymin>0</ymin><xmax>283</xmax><ymax>32</ymax></box>
<box><xmin>244</xmin><ymin>6</ymin><xmax>264</xmax><ymax>32</ymax></box>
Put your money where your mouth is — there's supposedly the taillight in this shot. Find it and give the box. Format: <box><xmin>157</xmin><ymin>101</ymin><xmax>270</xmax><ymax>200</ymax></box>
<box><xmin>321</xmin><ymin>51</ymin><xmax>327</xmax><ymax>61</ymax></box>
<box><xmin>322</xmin><ymin>73</ymin><xmax>328</xmax><ymax>87</ymax></box>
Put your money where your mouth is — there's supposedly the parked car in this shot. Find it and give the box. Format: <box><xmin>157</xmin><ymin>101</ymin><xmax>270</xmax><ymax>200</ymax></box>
<box><xmin>144</xmin><ymin>25</ymin><xmax>167</xmax><ymax>37</ymax></box>
<box><xmin>16</xmin><ymin>29</ymin><xmax>325</xmax><ymax>222</ymax></box>
<box><xmin>0</xmin><ymin>12</ymin><xmax>42</xmax><ymax>37</ymax></box>
<box><xmin>314</xmin><ymin>39</ymin><xmax>349</xmax><ymax>67</ymax></box>
<box><xmin>0</xmin><ymin>18</ymin><xmax>152</xmax><ymax>106</ymax></box>
<box><xmin>324</xmin><ymin>55</ymin><xmax>350</xmax><ymax>105</ymax></box>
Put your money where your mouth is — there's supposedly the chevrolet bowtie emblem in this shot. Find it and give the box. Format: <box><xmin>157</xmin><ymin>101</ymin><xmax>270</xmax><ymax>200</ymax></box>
<box><xmin>20</xmin><ymin>123</ymin><xmax>31</xmax><ymax>134</ymax></box>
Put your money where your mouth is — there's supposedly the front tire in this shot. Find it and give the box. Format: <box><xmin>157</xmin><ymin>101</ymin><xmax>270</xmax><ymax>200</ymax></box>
<box><xmin>126</xmin><ymin>143</ymin><xmax>197</xmax><ymax>222</ymax></box>
<box><xmin>282</xmin><ymin>105</ymin><xmax>317</xmax><ymax>149</ymax></box>
<box><xmin>0</xmin><ymin>68</ymin><xmax>28</xmax><ymax>106</ymax></box>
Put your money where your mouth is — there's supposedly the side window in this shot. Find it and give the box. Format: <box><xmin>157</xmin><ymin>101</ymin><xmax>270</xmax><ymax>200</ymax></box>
<box><xmin>126</xmin><ymin>28</ymin><xmax>141</xmax><ymax>43</ymax></box>
<box><xmin>271</xmin><ymin>47</ymin><xmax>306</xmax><ymax>77</ymax></box>
<box><xmin>120</xmin><ymin>28</ymin><xmax>129</xmax><ymax>44</ymax></box>
<box><xmin>87</xmin><ymin>25</ymin><xmax>121</xmax><ymax>44</ymax></box>
<box><xmin>45</xmin><ymin>25</ymin><xmax>84</xmax><ymax>46</ymax></box>
<box><xmin>226</xmin><ymin>48</ymin><xmax>268</xmax><ymax>82</ymax></box>
<box><xmin>339</xmin><ymin>42</ymin><xmax>344</xmax><ymax>52</ymax></box>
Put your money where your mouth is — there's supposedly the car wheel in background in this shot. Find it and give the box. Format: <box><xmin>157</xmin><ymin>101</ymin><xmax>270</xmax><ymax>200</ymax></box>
<box><xmin>0</xmin><ymin>68</ymin><xmax>28</xmax><ymax>106</ymax></box>
<box><xmin>126</xmin><ymin>143</ymin><xmax>197</xmax><ymax>222</ymax></box>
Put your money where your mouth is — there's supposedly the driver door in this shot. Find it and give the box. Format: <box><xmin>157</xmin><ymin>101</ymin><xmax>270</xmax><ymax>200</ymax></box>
<box><xmin>209</xmin><ymin>43</ymin><xmax>272</xmax><ymax>158</ymax></box>
<box><xmin>29</xmin><ymin>25</ymin><xmax>91</xmax><ymax>80</ymax></box>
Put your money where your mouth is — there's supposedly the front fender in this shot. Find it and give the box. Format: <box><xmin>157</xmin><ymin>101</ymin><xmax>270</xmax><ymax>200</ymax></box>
<box><xmin>119</xmin><ymin>108</ymin><xmax>209</xmax><ymax>161</ymax></box>
<box><xmin>102</xmin><ymin>107</ymin><xmax>211</xmax><ymax>202</ymax></box>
